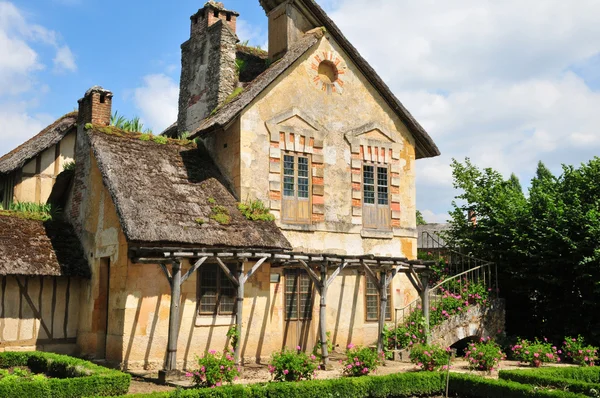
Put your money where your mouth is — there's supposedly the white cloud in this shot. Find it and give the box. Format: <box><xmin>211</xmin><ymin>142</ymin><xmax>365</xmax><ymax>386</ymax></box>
<box><xmin>326</xmin><ymin>0</ymin><xmax>600</xmax><ymax>216</ymax></box>
<box><xmin>236</xmin><ymin>19</ymin><xmax>267</xmax><ymax>49</ymax></box>
<box><xmin>0</xmin><ymin>1</ymin><xmax>76</xmax><ymax>157</ymax></box>
<box><xmin>132</xmin><ymin>74</ymin><xmax>179</xmax><ymax>133</ymax></box>
<box><xmin>421</xmin><ymin>209</ymin><xmax>449</xmax><ymax>224</ymax></box>
<box><xmin>53</xmin><ymin>45</ymin><xmax>77</xmax><ymax>72</ymax></box>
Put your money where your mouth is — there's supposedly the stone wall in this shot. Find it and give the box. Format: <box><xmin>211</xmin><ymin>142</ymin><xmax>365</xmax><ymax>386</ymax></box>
<box><xmin>431</xmin><ymin>299</ymin><xmax>506</xmax><ymax>348</ymax></box>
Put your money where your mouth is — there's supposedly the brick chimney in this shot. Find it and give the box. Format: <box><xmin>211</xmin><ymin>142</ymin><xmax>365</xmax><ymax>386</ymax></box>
<box><xmin>77</xmin><ymin>86</ymin><xmax>113</xmax><ymax>126</ymax></box>
<box><xmin>261</xmin><ymin>0</ymin><xmax>317</xmax><ymax>61</ymax></box>
<box><xmin>178</xmin><ymin>1</ymin><xmax>239</xmax><ymax>136</ymax></box>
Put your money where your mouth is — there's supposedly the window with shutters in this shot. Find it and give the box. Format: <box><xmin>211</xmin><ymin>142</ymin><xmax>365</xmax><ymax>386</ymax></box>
<box><xmin>198</xmin><ymin>263</ymin><xmax>237</xmax><ymax>315</ymax></box>
<box><xmin>365</xmin><ymin>277</ymin><xmax>392</xmax><ymax>321</ymax></box>
<box><xmin>362</xmin><ymin>163</ymin><xmax>391</xmax><ymax>230</ymax></box>
<box><xmin>281</xmin><ymin>153</ymin><xmax>312</xmax><ymax>225</ymax></box>
<box><xmin>285</xmin><ymin>269</ymin><xmax>314</xmax><ymax>320</ymax></box>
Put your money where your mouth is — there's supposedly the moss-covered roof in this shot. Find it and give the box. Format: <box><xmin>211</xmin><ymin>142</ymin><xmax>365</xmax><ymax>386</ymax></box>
<box><xmin>88</xmin><ymin>126</ymin><xmax>291</xmax><ymax>250</ymax></box>
<box><xmin>0</xmin><ymin>212</ymin><xmax>89</xmax><ymax>277</ymax></box>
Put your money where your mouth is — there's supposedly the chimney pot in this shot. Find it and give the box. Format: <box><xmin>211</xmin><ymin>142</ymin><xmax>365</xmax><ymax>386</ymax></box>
<box><xmin>77</xmin><ymin>86</ymin><xmax>113</xmax><ymax>126</ymax></box>
<box><xmin>191</xmin><ymin>1</ymin><xmax>238</xmax><ymax>37</ymax></box>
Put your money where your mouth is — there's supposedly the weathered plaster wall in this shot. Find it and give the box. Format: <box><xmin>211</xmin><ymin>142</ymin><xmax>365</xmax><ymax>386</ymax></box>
<box><xmin>203</xmin><ymin>118</ymin><xmax>241</xmax><ymax>195</ymax></box>
<box><xmin>0</xmin><ymin>275</ymin><xmax>81</xmax><ymax>355</ymax></box>
<box><xmin>239</xmin><ymin>34</ymin><xmax>417</xmax><ymax>260</ymax></box>
<box><xmin>12</xmin><ymin>131</ymin><xmax>76</xmax><ymax>205</ymax></box>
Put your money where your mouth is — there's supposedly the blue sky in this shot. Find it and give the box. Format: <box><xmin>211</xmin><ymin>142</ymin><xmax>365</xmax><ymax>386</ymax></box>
<box><xmin>2</xmin><ymin>0</ymin><xmax>600</xmax><ymax>222</ymax></box>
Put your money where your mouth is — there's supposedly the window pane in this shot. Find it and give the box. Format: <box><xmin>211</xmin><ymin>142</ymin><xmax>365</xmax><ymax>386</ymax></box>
<box><xmin>283</xmin><ymin>155</ymin><xmax>295</xmax><ymax>197</ymax></box>
<box><xmin>363</xmin><ymin>165</ymin><xmax>375</xmax><ymax>205</ymax></box>
<box><xmin>200</xmin><ymin>265</ymin><xmax>218</xmax><ymax>314</ymax></box>
<box><xmin>377</xmin><ymin>167</ymin><xmax>389</xmax><ymax>205</ymax></box>
<box><xmin>299</xmin><ymin>273</ymin><xmax>313</xmax><ymax>320</ymax></box>
<box><xmin>297</xmin><ymin>157</ymin><xmax>310</xmax><ymax>199</ymax></box>
<box><xmin>285</xmin><ymin>272</ymin><xmax>298</xmax><ymax>320</ymax></box>
<box><xmin>219</xmin><ymin>267</ymin><xmax>236</xmax><ymax>314</ymax></box>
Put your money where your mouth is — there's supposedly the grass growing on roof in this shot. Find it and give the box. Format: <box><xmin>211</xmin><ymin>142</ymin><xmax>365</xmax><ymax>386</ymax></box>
<box><xmin>238</xmin><ymin>199</ymin><xmax>275</xmax><ymax>221</ymax></box>
<box><xmin>210</xmin><ymin>205</ymin><xmax>231</xmax><ymax>225</ymax></box>
<box><xmin>210</xmin><ymin>87</ymin><xmax>244</xmax><ymax>116</ymax></box>
<box><xmin>0</xmin><ymin>202</ymin><xmax>60</xmax><ymax>221</ymax></box>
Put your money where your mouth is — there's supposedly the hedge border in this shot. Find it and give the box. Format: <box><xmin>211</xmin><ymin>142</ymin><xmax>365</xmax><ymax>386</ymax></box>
<box><xmin>500</xmin><ymin>367</ymin><xmax>600</xmax><ymax>396</ymax></box>
<box><xmin>0</xmin><ymin>351</ymin><xmax>131</xmax><ymax>398</ymax></box>
<box><xmin>102</xmin><ymin>371</ymin><xmax>588</xmax><ymax>398</ymax></box>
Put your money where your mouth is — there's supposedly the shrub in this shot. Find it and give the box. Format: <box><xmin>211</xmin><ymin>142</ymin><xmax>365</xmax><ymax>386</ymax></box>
<box><xmin>342</xmin><ymin>344</ymin><xmax>381</xmax><ymax>377</ymax></box>
<box><xmin>188</xmin><ymin>349</ymin><xmax>239</xmax><ymax>388</ymax></box>
<box><xmin>269</xmin><ymin>347</ymin><xmax>319</xmax><ymax>382</ymax></box>
<box><xmin>512</xmin><ymin>338</ymin><xmax>559</xmax><ymax>367</ymax></box>
<box><xmin>0</xmin><ymin>351</ymin><xmax>130</xmax><ymax>397</ymax></box>
<box><xmin>410</xmin><ymin>343</ymin><xmax>451</xmax><ymax>371</ymax></box>
<box><xmin>563</xmin><ymin>336</ymin><xmax>598</xmax><ymax>366</ymax></box>
<box><xmin>237</xmin><ymin>200</ymin><xmax>275</xmax><ymax>221</ymax></box>
<box><xmin>465</xmin><ymin>338</ymin><xmax>506</xmax><ymax>372</ymax></box>
<box><xmin>226</xmin><ymin>326</ymin><xmax>240</xmax><ymax>351</ymax></box>
<box><xmin>500</xmin><ymin>368</ymin><xmax>600</xmax><ymax>397</ymax></box>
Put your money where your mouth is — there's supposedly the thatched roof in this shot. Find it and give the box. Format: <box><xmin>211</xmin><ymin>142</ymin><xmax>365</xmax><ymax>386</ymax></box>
<box><xmin>0</xmin><ymin>112</ymin><xmax>77</xmax><ymax>175</ymax></box>
<box><xmin>191</xmin><ymin>28</ymin><xmax>324</xmax><ymax>139</ymax></box>
<box><xmin>88</xmin><ymin>127</ymin><xmax>291</xmax><ymax>250</ymax></box>
<box><xmin>0</xmin><ymin>213</ymin><xmax>89</xmax><ymax>277</ymax></box>
<box><xmin>197</xmin><ymin>0</ymin><xmax>440</xmax><ymax>159</ymax></box>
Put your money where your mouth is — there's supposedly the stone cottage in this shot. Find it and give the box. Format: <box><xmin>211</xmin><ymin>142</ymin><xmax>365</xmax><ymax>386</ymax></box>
<box><xmin>0</xmin><ymin>0</ymin><xmax>440</xmax><ymax>373</ymax></box>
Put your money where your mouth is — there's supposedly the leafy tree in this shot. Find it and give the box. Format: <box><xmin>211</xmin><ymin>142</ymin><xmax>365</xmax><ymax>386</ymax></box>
<box><xmin>446</xmin><ymin>157</ymin><xmax>600</xmax><ymax>345</ymax></box>
<box><xmin>416</xmin><ymin>210</ymin><xmax>427</xmax><ymax>225</ymax></box>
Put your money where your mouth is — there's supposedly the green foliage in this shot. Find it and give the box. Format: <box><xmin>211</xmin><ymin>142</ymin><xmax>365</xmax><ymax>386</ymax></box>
<box><xmin>211</xmin><ymin>205</ymin><xmax>231</xmax><ymax>225</ymax></box>
<box><xmin>84</xmin><ymin>123</ymin><xmax>93</xmax><ymax>130</ymax></box>
<box><xmin>189</xmin><ymin>349</ymin><xmax>239</xmax><ymax>388</ymax></box>
<box><xmin>211</xmin><ymin>88</ymin><xmax>244</xmax><ymax>116</ymax></box>
<box><xmin>111</xmin><ymin>111</ymin><xmax>153</xmax><ymax>134</ymax></box>
<box><xmin>139</xmin><ymin>133</ymin><xmax>152</xmax><ymax>141</ymax></box>
<box><xmin>342</xmin><ymin>344</ymin><xmax>381</xmax><ymax>377</ymax></box>
<box><xmin>409</xmin><ymin>343</ymin><xmax>451</xmax><ymax>371</ymax></box>
<box><xmin>268</xmin><ymin>347</ymin><xmax>319</xmax><ymax>382</ymax></box>
<box><xmin>208</xmin><ymin>197</ymin><xmax>217</xmax><ymax>205</ymax></box>
<box><xmin>563</xmin><ymin>336</ymin><xmax>599</xmax><ymax>366</ymax></box>
<box><xmin>446</xmin><ymin>158</ymin><xmax>600</xmax><ymax>345</ymax></box>
<box><xmin>313</xmin><ymin>331</ymin><xmax>334</xmax><ymax>358</ymax></box>
<box><xmin>238</xmin><ymin>200</ymin><xmax>275</xmax><ymax>221</ymax></box>
<box><xmin>235</xmin><ymin>59</ymin><xmax>246</xmax><ymax>76</ymax></box>
<box><xmin>2</xmin><ymin>201</ymin><xmax>60</xmax><ymax>221</ymax></box>
<box><xmin>226</xmin><ymin>326</ymin><xmax>240</xmax><ymax>351</ymax></box>
<box><xmin>465</xmin><ymin>338</ymin><xmax>506</xmax><ymax>372</ymax></box>
<box><xmin>511</xmin><ymin>338</ymin><xmax>559</xmax><ymax>367</ymax></box>
<box><xmin>0</xmin><ymin>351</ymin><xmax>130</xmax><ymax>397</ymax></box>
<box><xmin>500</xmin><ymin>367</ymin><xmax>600</xmax><ymax>397</ymax></box>
<box><xmin>62</xmin><ymin>161</ymin><xmax>75</xmax><ymax>171</ymax></box>
<box><xmin>416</xmin><ymin>210</ymin><xmax>427</xmax><ymax>225</ymax></box>
<box><xmin>153</xmin><ymin>135</ymin><xmax>168</xmax><ymax>144</ymax></box>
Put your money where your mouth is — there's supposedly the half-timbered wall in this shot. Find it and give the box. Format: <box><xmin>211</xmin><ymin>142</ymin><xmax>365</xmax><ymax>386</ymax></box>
<box><xmin>0</xmin><ymin>276</ymin><xmax>81</xmax><ymax>354</ymax></box>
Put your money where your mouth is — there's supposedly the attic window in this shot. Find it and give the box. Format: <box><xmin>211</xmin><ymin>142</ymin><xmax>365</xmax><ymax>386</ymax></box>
<box><xmin>99</xmin><ymin>94</ymin><xmax>106</xmax><ymax>104</ymax></box>
<box><xmin>318</xmin><ymin>60</ymin><xmax>339</xmax><ymax>85</ymax></box>
<box><xmin>226</xmin><ymin>13</ymin><xmax>232</xmax><ymax>21</ymax></box>
<box><xmin>214</xmin><ymin>10</ymin><xmax>219</xmax><ymax>18</ymax></box>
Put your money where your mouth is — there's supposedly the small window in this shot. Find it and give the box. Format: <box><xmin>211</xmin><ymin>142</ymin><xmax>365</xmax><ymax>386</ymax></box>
<box><xmin>285</xmin><ymin>269</ymin><xmax>313</xmax><ymax>320</ymax></box>
<box><xmin>281</xmin><ymin>153</ymin><xmax>312</xmax><ymax>225</ymax></box>
<box><xmin>214</xmin><ymin>10</ymin><xmax>219</xmax><ymax>18</ymax></box>
<box><xmin>198</xmin><ymin>263</ymin><xmax>237</xmax><ymax>315</ymax></box>
<box><xmin>99</xmin><ymin>94</ymin><xmax>106</xmax><ymax>104</ymax></box>
<box><xmin>363</xmin><ymin>163</ymin><xmax>391</xmax><ymax>230</ymax></box>
<box><xmin>365</xmin><ymin>277</ymin><xmax>392</xmax><ymax>322</ymax></box>
<box><xmin>226</xmin><ymin>13</ymin><xmax>232</xmax><ymax>21</ymax></box>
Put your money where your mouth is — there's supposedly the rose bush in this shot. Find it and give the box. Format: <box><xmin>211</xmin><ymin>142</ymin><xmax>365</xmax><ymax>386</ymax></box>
<box><xmin>188</xmin><ymin>349</ymin><xmax>239</xmax><ymax>388</ymax></box>
<box><xmin>342</xmin><ymin>344</ymin><xmax>381</xmax><ymax>377</ymax></box>
<box><xmin>511</xmin><ymin>338</ymin><xmax>559</xmax><ymax>367</ymax></box>
<box><xmin>268</xmin><ymin>346</ymin><xmax>319</xmax><ymax>382</ymax></box>
<box><xmin>563</xmin><ymin>336</ymin><xmax>598</xmax><ymax>367</ymax></box>
<box><xmin>465</xmin><ymin>337</ymin><xmax>506</xmax><ymax>372</ymax></box>
<box><xmin>409</xmin><ymin>343</ymin><xmax>451</xmax><ymax>371</ymax></box>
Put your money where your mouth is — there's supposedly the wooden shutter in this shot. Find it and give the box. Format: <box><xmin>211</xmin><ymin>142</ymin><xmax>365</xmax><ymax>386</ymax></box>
<box><xmin>282</xmin><ymin>153</ymin><xmax>312</xmax><ymax>225</ymax></box>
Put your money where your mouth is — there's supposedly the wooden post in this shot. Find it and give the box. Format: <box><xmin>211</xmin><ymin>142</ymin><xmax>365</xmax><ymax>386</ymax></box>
<box><xmin>319</xmin><ymin>262</ymin><xmax>329</xmax><ymax>367</ymax></box>
<box><xmin>421</xmin><ymin>273</ymin><xmax>430</xmax><ymax>345</ymax></box>
<box><xmin>165</xmin><ymin>261</ymin><xmax>182</xmax><ymax>371</ymax></box>
<box><xmin>377</xmin><ymin>271</ymin><xmax>388</xmax><ymax>354</ymax></box>
<box><xmin>235</xmin><ymin>261</ymin><xmax>244</xmax><ymax>365</ymax></box>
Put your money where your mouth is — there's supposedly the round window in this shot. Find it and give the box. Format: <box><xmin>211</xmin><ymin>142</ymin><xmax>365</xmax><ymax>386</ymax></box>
<box><xmin>318</xmin><ymin>60</ymin><xmax>339</xmax><ymax>85</ymax></box>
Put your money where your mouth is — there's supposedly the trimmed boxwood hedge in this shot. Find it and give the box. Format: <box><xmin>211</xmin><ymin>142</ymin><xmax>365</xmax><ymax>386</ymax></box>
<box><xmin>0</xmin><ymin>351</ymin><xmax>131</xmax><ymax>397</ymax></box>
<box><xmin>103</xmin><ymin>371</ymin><xmax>588</xmax><ymax>398</ymax></box>
<box><xmin>500</xmin><ymin>367</ymin><xmax>600</xmax><ymax>396</ymax></box>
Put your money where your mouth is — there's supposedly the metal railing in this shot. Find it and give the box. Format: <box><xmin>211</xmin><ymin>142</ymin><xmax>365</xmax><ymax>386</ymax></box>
<box><xmin>394</xmin><ymin>231</ymin><xmax>498</xmax><ymax>332</ymax></box>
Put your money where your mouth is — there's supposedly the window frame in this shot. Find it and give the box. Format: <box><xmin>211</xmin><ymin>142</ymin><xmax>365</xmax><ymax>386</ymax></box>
<box><xmin>284</xmin><ymin>269</ymin><xmax>314</xmax><ymax>321</ymax></box>
<box><xmin>281</xmin><ymin>152</ymin><xmax>312</xmax><ymax>225</ymax></box>
<box><xmin>197</xmin><ymin>262</ymin><xmax>237</xmax><ymax>316</ymax></box>
<box><xmin>364</xmin><ymin>276</ymin><xmax>392</xmax><ymax>322</ymax></box>
<box><xmin>362</xmin><ymin>162</ymin><xmax>391</xmax><ymax>231</ymax></box>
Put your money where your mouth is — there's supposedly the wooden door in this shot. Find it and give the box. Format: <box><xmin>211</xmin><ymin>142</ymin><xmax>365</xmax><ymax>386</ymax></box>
<box><xmin>281</xmin><ymin>153</ymin><xmax>311</xmax><ymax>225</ymax></box>
<box><xmin>363</xmin><ymin>164</ymin><xmax>391</xmax><ymax>230</ymax></box>
<box><xmin>283</xmin><ymin>270</ymin><xmax>315</xmax><ymax>351</ymax></box>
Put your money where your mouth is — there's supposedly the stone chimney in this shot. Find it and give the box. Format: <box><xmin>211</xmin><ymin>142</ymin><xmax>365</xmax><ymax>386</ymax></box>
<box><xmin>178</xmin><ymin>1</ymin><xmax>239</xmax><ymax>136</ymax></box>
<box><xmin>261</xmin><ymin>0</ymin><xmax>317</xmax><ymax>61</ymax></box>
<box><xmin>77</xmin><ymin>86</ymin><xmax>113</xmax><ymax>126</ymax></box>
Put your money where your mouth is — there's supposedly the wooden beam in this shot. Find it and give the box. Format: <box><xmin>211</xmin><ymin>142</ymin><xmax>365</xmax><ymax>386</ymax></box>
<box><xmin>216</xmin><ymin>257</ymin><xmax>239</xmax><ymax>287</ymax></box>
<box><xmin>181</xmin><ymin>257</ymin><xmax>208</xmax><ymax>284</ymax></box>
<box><xmin>362</xmin><ymin>261</ymin><xmax>380</xmax><ymax>289</ymax></box>
<box><xmin>298</xmin><ymin>260</ymin><xmax>322</xmax><ymax>288</ymax></box>
<box><xmin>235</xmin><ymin>261</ymin><xmax>244</xmax><ymax>365</ymax></box>
<box><xmin>377</xmin><ymin>271</ymin><xmax>389</xmax><ymax>354</ymax></box>
<box><xmin>159</xmin><ymin>263</ymin><xmax>172</xmax><ymax>285</ymax></box>
<box><xmin>165</xmin><ymin>261</ymin><xmax>182</xmax><ymax>371</ymax></box>
<box><xmin>421</xmin><ymin>273</ymin><xmax>431</xmax><ymax>345</ymax></box>
<box><xmin>325</xmin><ymin>261</ymin><xmax>348</xmax><ymax>289</ymax></box>
<box><xmin>318</xmin><ymin>262</ymin><xmax>329</xmax><ymax>367</ymax></box>
<box><xmin>241</xmin><ymin>257</ymin><xmax>269</xmax><ymax>284</ymax></box>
